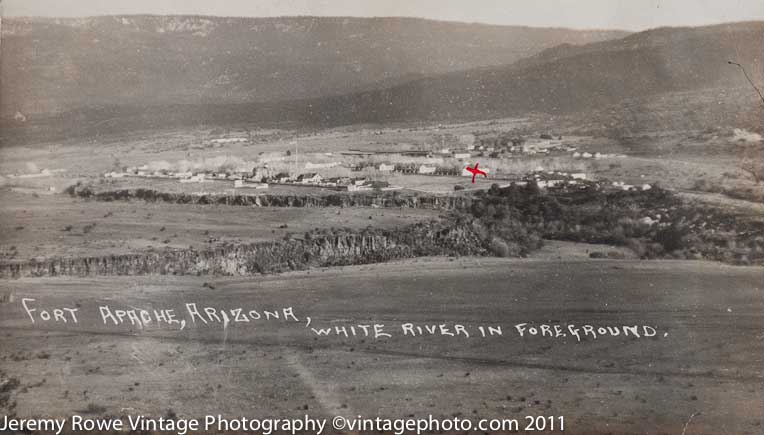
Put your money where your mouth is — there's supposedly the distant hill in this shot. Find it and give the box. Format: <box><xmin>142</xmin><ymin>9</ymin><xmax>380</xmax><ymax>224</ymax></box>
<box><xmin>297</xmin><ymin>21</ymin><xmax>764</xmax><ymax>125</ymax></box>
<box><xmin>3</xmin><ymin>20</ymin><xmax>762</xmax><ymax>143</ymax></box>
<box><xmin>0</xmin><ymin>15</ymin><xmax>627</xmax><ymax>118</ymax></box>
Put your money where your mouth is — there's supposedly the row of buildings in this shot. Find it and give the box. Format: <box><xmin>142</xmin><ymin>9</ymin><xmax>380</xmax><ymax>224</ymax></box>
<box><xmin>521</xmin><ymin>171</ymin><xmax>651</xmax><ymax>192</ymax></box>
<box><xmin>103</xmin><ymin>166</ymin><xmax>399</xmax><ymax>191</ymax></box>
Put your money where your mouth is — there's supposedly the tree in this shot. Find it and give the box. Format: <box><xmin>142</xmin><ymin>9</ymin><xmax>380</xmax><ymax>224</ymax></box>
<box><xmin>524</xmin><ymin>180</ymin><xmax>541</xmax><ymax>196</ymax></box>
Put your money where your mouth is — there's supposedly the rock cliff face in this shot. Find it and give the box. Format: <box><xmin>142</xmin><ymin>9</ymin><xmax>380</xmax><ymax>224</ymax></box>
<box><xmin>0</xmin><ymin>224</ymin><xmax>486</xmax><ymax>279</ymax></box>
<box><xmin>67</xmin><ymin>185</ymin><xmax>472</xmax><ymax>210</ymax></box>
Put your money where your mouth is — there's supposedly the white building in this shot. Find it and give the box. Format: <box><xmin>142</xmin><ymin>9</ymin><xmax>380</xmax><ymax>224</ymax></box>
<box><xmin>297</xmin><ymin>173</ymin><xmax>323</xmax><ymax>184</ymax></box>
<box><xmin>378</xmin><ymin>163</ymin><xmax>395</xmax><ymax>172</ymax></box>
<box><xmin>174</xmin><ymin>171</ymin><xmax>193</xmax><ymax>179</ymax></box>
<box><xmin>418</xmin><ymin>165</ymin><xmax>436</xmax><ymax>175</ymax></box>
<box><xmin>234</xmin><ymin>180</ymin><xmax>269</xmax><ymax>189</ymax></box>
<box><xmin>347</xmin><ymin>184</ymin><xmax>373</xmax><ymax>191</ymax></box>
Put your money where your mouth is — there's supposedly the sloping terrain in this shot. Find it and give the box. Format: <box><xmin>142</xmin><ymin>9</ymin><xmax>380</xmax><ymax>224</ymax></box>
<box><xmin>1</xmin><ymin>15</ymin><xmax>627</xmax><ymax>118</ymax></box>
<box><xmin>5</xmin><ymin>21</ymin><xmax>761</xmax><ymax>142</ymax></box>
<box><xmin>1</xmin><ymin>258</ymin><xmax>762</xmax><ymax>434</ymax></box>
<box><xmin>299</xmin><ymin>22</ymin><xmax>764</xmax><ymax>126</ymax></box>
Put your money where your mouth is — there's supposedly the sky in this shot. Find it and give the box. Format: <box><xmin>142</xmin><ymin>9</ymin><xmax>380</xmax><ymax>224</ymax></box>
<box><xmin>3</xmin><ymin>0</ymin><xmax>764</xmax><ymax>31</ymax></box>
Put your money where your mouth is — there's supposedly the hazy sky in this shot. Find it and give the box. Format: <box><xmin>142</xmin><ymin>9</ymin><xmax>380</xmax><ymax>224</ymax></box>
<box><xmin>3</xmin><ymin>0</ymin><xmax>764</xmax><ymax>31</ymax></box>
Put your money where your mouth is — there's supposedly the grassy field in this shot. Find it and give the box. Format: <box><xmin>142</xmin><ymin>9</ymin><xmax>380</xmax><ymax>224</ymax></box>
<box><xmin>0</xmin><ymin>254</ymin><xmax>762</xmax><ymax>434</ymax></box>
<box><xmin>0</xmin><ymin>191</ymin><xmax>441</xmax><ymax>260</ymax></box>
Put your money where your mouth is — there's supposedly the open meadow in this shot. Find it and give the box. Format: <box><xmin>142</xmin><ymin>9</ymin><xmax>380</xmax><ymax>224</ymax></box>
<box><xmin>0</xmin><ymin>191</ymin><xmax>441</xmax><ymax>260</ymax></box>
<box><xmin>1</xmin><ymin>253</ymin><xmax>763</xmax><ymax>434</ymax></box>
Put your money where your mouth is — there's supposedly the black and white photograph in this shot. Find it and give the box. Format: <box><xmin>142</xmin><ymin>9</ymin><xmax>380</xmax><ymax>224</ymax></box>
<box><xmin>1</xmin><ymin>1</ymin><xmax>763</xmax><ymax>434</ymax></box>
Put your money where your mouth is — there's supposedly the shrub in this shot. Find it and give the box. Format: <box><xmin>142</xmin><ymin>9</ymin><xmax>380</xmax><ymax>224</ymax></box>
<box><xmin>655</xmin><ymin>224</ymin><xmax>689</xmax><ymax>252</ymax></box>
<box><xmin>489</xmin><ymin>237</ymin><xmax>511</xmax><ymax>257</ymax></box>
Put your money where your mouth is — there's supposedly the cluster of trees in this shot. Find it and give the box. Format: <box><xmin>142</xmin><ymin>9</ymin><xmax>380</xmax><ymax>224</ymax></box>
<box><xmin>291</xmin><ymin>182</ymin><xmax>763</xmax><ymax>265</ymax></box>
<box><xmin>458</xmin><ymin>182</ymin><xmax>764</xmax><ymax>264</ymax></box>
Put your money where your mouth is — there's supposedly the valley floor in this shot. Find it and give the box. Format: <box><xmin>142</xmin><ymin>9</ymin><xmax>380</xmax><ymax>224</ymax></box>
<box><xmin>1</xmin><ymin>115</ymin><xmax>763</xmax><ymax>434</ymax></box>
<box><xmin>1</xmin><ymin>254</ymin><xmax>762</xmax><ymax>435</ymax></box>
<box><xmin>0</xmin><ymin>191</ymin><xmax>440</xmax><ymax>260</ymax></box>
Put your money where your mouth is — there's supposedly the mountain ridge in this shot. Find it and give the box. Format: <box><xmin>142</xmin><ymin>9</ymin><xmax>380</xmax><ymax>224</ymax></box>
<box><xmin>2</xmin><ymin>19</ymin><xmax>762</xmax><ymax>143</ymax></box>
<box><xmin>1</xmin><ymin>15</ymin><xmax>628</xmax><ymax>118</ymax></box>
